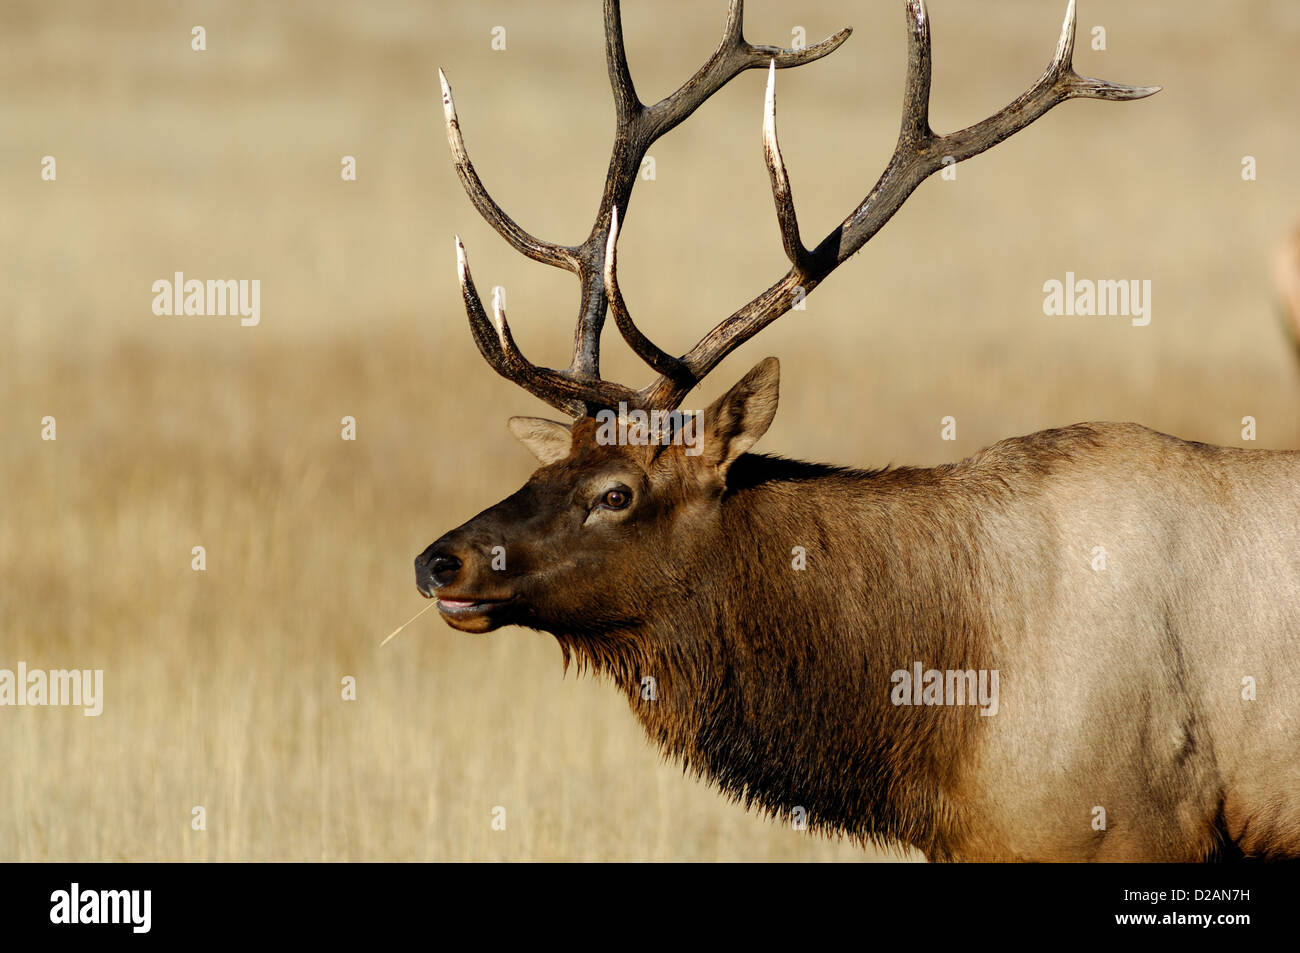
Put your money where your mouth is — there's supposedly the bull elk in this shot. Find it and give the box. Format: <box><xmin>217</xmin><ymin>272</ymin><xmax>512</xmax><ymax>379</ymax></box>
<box><xmin>416</xmin><ymin>0</ymin><xmax>1300</xmax><ymax>861</ymax></box>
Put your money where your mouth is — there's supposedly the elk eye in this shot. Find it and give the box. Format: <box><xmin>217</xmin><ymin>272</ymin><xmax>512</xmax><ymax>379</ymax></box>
<box><xmin>600</xmin><ymin>487</ymin><xmax>631</xmax><ymax>510</ymax></box>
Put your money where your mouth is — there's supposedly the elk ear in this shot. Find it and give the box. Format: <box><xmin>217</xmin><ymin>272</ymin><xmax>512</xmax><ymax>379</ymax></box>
<box><xmin>700</xmin><ymin>356</ymin><xmax>779</xmax><ymax>479</ymax></box>
<box><xmin>507</xmin><ymin>416</ymin><xmax>572</xmax><ymax>465</ymax></box>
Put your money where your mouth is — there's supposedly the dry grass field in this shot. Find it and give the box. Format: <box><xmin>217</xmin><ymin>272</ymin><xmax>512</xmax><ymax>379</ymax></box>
<box><xmin>1</xmin><ymin>0</ymin><xmax>1297</xmax><ymax>861</ymax></box>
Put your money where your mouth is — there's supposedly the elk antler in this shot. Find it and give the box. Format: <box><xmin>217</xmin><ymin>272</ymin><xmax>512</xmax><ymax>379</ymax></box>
<box><xmin>441</xmin><ymin>0</ymin><xmax>1157</xmax><ymax>416</ymax></box>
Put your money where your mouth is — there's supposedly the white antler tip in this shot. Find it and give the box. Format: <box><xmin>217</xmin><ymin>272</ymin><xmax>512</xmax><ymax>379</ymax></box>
<box><xmin>1061</xmin><ymin>1</ymin><xmax>1078</xmax><ymax>40</ymax></box>
<box><xmin>604</xmin><ymin>210</ymin><xmax>621</xmax><ymax>285</ymax></box>
<box><xmin>764</xmin><ymin>63</ymin><xmax>779</xmax><ymax>133</ymax></box>
<box><xmin>762</xmin><ymin>65</ymin><xmax>784</xmax><ymax>177</ymax></box>
<box><xmin>605</xmin><ymin>208</ymin><xmax>621</xmax><ymax>256</ymax></box>
<box><xmin>439</xmin><ymin>69</ymin><xmax>455</xmax><ymax>117</ymax></box>
<box><xmin>490</xmin><ymin>289</ymin><xmax>507</xmax><ymax>336</ymax></box>
<box><xmin>455</xmin><ymin>236</ymin><xmax>466</xmax><ymax>276</ymax></box>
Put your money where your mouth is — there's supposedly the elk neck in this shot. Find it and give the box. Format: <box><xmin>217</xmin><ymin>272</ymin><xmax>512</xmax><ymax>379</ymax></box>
<box><xmin>550</xmin><ymin>452</ymin><xmax>1006</xmax><ymax>859</ymax></box>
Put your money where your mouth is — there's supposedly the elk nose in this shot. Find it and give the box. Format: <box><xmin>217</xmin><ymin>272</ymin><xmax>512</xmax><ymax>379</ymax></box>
<box><xmin>415</xmin><ymin>543</ymin><xmax>463</xmax><ymax>596</ymax></box>
<box><xmin>430</xmin><ymin>553</ymin><xmax>461</xmax><ymax>585</ymax></box>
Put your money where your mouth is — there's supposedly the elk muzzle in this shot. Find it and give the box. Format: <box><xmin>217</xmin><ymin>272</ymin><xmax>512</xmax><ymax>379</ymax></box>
<box><xmin>414</xmin><ymin>531</ymin><xmax>516</xmax><ymax>633</ymax></box>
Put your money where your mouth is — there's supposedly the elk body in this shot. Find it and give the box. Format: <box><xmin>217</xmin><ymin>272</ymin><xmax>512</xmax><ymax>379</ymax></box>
<box><xmin>416</xmin><ymin>1</ymin><xmax>1300</xmax><ymax>861</ymax></box>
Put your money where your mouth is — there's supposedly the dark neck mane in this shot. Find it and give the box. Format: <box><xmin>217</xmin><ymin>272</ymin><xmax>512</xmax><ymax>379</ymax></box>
<box><xmin>550</xmin><ymin>452</ymin><xmax>1000</xmax><ymax>859</ymax></box>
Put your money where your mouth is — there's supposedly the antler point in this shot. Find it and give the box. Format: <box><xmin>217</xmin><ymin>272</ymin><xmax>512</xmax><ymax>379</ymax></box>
<box><xmin>604</xmin><ymin>209</ymin><xmax>620</xmax><ymax>284</ymax></box>
<box><xmin>491</xmin><ymin>288</ymin><xmax>508</xmax><ymax>336</ymax></box>
<box><xmin>1055</xmin><ymin>0</ymin><xmax>1079</xmax><ymax>67</ymax></box>
<box><xmin>439</xmin><ymin>74</ymin><xmax>457</xmax><ymax>122</ymax></box>
<box><xmin>763</xmin><ymin>65</ymin><xmax>779</xmax><ymax>153</ymax></box>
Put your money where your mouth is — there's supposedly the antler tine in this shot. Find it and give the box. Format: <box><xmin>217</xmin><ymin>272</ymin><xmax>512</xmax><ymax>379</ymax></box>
<box><xmin>643</xmin><ymin>0</ymin><xmax>853</xmax><ymax>142</ymax></box>
<box><xmin>637</xmin><ymin>0</ymin><xmax>1158</xmax><ymax>411</ymax></box>
<box><xmin>603</xmin><ymin>0</ymin><xmax>641</xmax><ymax>124</ymax></box>
<box><xmin>762</xmin><ymin>61</ymin><xmax>808</xmax><ymax>268</ymax></box>
<box><xmin>455</xmin><ymin>237</ymin><xmax>637</xmax><ymax>416</ymax></box>
<box><xmin>932</xmin><ymin>0</ymin><xmax>1159</xmax><ymax>163</ymax></box>
<box><xmin>898</xmin><ymin>0</ymin><xmax>932</xmax><ymax>148</ymax></box>
<box><xmin>1052</xmin><ymin>0</ymin><xmax>1162</xmax><ymax>101</ymax></box>
<box><xmin>440</xmin><ymin>70</ymin><xmax>580</xmax><ymax>272</ymax></box>
<box><xmin>604</xmin><ymin>209</ymin><xmax>682</xmax><ymax>377</ymax></box>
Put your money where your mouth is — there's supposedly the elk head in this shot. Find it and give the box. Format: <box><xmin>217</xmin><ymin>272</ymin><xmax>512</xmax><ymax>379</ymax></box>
<box><xmin>416</xmin><ymin>0</ymin><xmax>1156</xmax><ymax>640</ymax></box>
<box><xmin>415</xmin><ymin>358</ymin><xmax>779</xmax><ymax>635</ymax></box>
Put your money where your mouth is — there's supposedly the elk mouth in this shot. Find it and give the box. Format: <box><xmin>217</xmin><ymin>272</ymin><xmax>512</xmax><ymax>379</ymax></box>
<box><xmin>434</xmin><ymin>595</ymin><xmax>515</xmax><ymax>632</ymax></box>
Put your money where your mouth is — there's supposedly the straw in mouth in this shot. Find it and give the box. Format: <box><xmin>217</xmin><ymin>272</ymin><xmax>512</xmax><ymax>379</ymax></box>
<box><xmin>380</xmin><ymin>601</ymin><xmax>440</xmax><ymax>647</ymax></box>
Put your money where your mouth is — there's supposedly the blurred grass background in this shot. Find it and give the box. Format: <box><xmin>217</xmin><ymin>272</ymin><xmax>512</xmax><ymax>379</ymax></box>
<box><xmin>1</xmin><ymin>0</ymin><xmax>1296</xmax><ymax>861</ymax></box>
